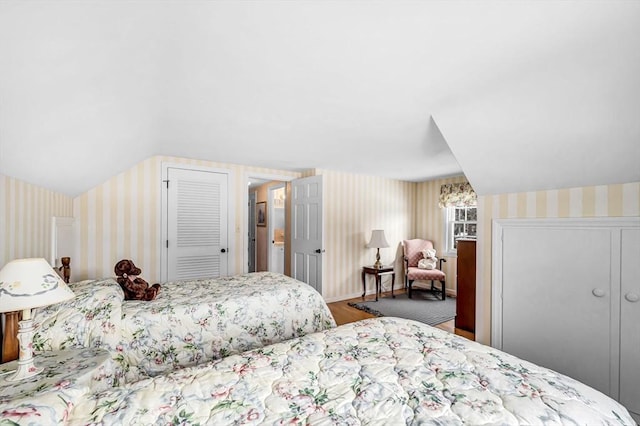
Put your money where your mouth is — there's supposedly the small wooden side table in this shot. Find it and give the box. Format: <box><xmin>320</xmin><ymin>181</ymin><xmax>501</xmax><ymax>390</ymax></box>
<box><xmin>361</xmin><ymin>265</ymin><xmax>396</xmax><ymax>301</ymax></box>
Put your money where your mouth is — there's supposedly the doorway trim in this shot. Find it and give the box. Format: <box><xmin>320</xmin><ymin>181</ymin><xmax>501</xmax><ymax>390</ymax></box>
<box><xmin>242</xmin><ymin>172</ymin><xmax>296</xmax><ymax>274</ymax></box>
<box><xmin>161</xmin><ymin>162</ymin><xmax>236</xmax><ymax>282</ymax></box>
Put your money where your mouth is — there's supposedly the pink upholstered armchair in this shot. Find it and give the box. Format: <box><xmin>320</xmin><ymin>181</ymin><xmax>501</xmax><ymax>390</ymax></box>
<box><xmin>402</xmin><ymin>239</ymin><xmax>447</xmax><ymax>300</ymax></box>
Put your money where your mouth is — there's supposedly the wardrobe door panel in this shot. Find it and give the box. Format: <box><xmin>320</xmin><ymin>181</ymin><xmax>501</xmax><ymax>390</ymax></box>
<box><xmin>501</xmin><ymin>227</ymin><xmax>612</xmax><ymax>396</ymax></box>
<box><xmin>620</xmin><ymin>228</ymin><xmax>640</xmax><ymax>418</ymax></box>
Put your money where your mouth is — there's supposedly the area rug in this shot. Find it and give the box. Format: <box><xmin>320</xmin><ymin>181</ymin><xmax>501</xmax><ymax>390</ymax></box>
<box><xmin>348</xmin><ymin>292</ymin><xmax>456</xmax><ymax>327</ymax></box>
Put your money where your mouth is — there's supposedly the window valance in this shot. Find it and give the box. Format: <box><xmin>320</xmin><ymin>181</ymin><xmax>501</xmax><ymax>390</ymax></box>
<box><xmin>439</xmin><ymin>182</ymin><xmax>477</xmax><ymax>208</ymax></box>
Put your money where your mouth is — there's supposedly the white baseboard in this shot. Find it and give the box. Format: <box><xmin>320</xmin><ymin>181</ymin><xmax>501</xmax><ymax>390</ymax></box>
<box><xmin>324</xmin><ymin>292</ymin><xmax>366</xmax><ymax>304</ymax></box>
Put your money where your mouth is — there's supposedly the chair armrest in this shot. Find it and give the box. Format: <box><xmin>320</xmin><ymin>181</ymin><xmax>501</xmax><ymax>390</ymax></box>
<box><xmin>439</xmin><ymin>258</ymin><xmax>447</xmax><ymax>270</ymax></box>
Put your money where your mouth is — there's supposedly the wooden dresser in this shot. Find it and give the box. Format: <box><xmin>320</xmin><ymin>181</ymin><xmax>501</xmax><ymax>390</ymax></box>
<box><xmin>455</xmin><ymin>239</ymin><xmax>476</xmax><ymax>337</ymax></box>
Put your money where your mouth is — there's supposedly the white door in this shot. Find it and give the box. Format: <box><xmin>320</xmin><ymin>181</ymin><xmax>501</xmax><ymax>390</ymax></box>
<box><xmin>620</xmin><ymin>228</ymin><xmax>640</xmax><ymax>419</ymax></box>
<box><xmin>291</xmin><ymin>175</ymin><xmax>323</xmax><ymax>293</ymax></box>
<box><xmin>500</xmin><ymin>227</ymin><xmax>612</xmax><ymax>395</ymax></box>
<box><xmin>166</xmin><ymin>167</ymin><xmax>228</xmax><ymax>281</ymax></box>
<box><xmin>50</xmin><ymin>217</ymin><xmax>75</xmax><ymax>269</ymax></box>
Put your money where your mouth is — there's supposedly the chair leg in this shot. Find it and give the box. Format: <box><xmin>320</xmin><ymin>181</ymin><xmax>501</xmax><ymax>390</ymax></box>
<box><xmin>408</xmin><ymin>280</ymin><xmax>413</xmax><ymax>298</ymax></box>
<box><xmin>431</xmin><ymin>280</ymin><xmax>446</xmax><ymax>300</ymax></box>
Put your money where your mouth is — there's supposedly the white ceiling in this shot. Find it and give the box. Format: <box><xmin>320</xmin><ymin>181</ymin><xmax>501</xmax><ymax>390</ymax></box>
<box><xmin>0</xmin><ymin>1</ymin><xmax>638</xmax><ymax>197</ymax></box>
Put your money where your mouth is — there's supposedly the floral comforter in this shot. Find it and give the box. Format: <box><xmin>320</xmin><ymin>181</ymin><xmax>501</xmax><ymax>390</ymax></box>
<box><xmin>57</xmin><ymin>317</ymin><xmax>634</xmax><ymax>425</ymax></box>
<box><xmin>33</xmin><ymin>272</ymin><xmax>336</xmax><ymax>383</ymax></box>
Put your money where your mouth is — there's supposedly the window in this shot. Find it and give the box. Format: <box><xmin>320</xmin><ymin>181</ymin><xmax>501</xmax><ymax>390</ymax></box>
<box><xmin>445</xmin><ymin>205</ymin><xmax>477</xmax><ymax>254</ymax></box>
<box><xmin>439</xmin><ymin>181</ymin><xmax>477</xmax><ymax>254</ymax></box>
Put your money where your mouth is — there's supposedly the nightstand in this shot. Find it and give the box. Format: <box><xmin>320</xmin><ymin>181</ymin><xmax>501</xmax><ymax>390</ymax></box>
<box><xmin>361</xmin><ymin>265</ymin><xmax>396</xmax><ymax>301</ymax></box>
<box><xmin>0</xmin><ymin>347</ymin><xmax>116</xmax><ymax>403</ymax></box>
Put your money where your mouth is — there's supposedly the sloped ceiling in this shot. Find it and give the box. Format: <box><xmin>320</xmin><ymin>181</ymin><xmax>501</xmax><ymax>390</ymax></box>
<box><xmin>0</xmin><ymin>1</ymin><xmax>638</xmax><ymax>197</ymax></box>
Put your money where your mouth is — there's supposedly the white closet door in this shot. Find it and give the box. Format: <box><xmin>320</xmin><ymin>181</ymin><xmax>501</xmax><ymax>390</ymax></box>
<box><xmin>50</xmin><ymin>217</ymin><xmax>75</xmax><ymax>268</ymax></box>
<box><xmin>620</xmin><ymin>228</ymin><xmax>640</xmax><ymax>418</ymax></box>
<box><xmin>501</xmin><ymin>227</ymin><xmax>612</xmax><ymax>395</ymax></box>
<box><xmin>167</xmin><ymin>167</ymin><xmax>228</xmax><ymax>281</ymax></box>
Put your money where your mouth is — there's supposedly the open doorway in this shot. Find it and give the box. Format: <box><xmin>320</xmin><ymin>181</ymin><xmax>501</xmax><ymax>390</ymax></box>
<box><xmin>268</xmin><ymin>184</ymin><xmax>286</xmax><ymax>274</ymax></box>
<box><xmin>247</xmin><ymin>190</ymin><xmax>258</xmax><ymax>272</ymax></box>
<box><xmin>246</xmin><ymin>176</ymin><xmax>291</xmax><ymax>274</ymax></box>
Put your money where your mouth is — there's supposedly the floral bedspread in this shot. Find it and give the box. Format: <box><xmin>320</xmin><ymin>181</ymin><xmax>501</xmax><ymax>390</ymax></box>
<box><xmin>64</xmin><ymin>317</ymin><xmax>634</xmax><ymax>425</ymax></box>
<box><xmin>0</xmin><ymin>348</ymin><xmax>116</xmax><ymax>424</ymax></box>
<box><xmin>33</xmin><ymin>272</ymin><xmax>335</xmax><ymax>383</ymax></box>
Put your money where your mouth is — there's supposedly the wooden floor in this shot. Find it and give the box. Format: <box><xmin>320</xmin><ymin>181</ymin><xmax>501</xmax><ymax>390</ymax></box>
<box><xmin>327</xmin><ymin>288</ymin><xmax>457</xmax><ymax>335</ymax></box>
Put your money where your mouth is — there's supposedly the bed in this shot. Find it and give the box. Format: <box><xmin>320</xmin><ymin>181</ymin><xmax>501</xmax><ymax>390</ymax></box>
<box><xmin>31</xmin><ymin>271</ymin><xmax>336</xmax><ymax>384</ymax></box>
<box><xmin>3</xmin><ymin>316</ymin><xmax>634</xmax><ymax>425</ymax></box>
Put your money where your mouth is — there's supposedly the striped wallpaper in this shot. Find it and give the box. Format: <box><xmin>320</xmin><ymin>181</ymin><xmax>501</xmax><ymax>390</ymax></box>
<box><xmin>318</xmin><ymin>169</ymin><xmax>415</xmax><ymax>302</ymax></box>
<box><xmin>0</xmin><ymin>173</ymin><xmax>73</xmax><ymax>268</ymax></box>
<box><xmin>475</xmin><ymin>181</ymin><xmax>640</xmax><ymax>345</ymax></box>
<box><xmin>73</xmin><ymin>155</ymin><xmax>300</xmax><ymax>282</ymax></box>
<box><xmin>6</xmin><ymin>161</ymin><xmax>638</xmax><ymax>347</ymax></box>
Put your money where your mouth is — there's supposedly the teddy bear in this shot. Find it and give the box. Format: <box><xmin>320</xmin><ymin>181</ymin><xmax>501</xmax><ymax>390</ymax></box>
<box><xmin>114</xmin><ymin>259</ymin><xmax>161</xmax><ymax>301</ymax></box>
<box><xmin>418</xmin><ymin>248</ymin><xmax>438</xmax><ymax>270</ymax></box>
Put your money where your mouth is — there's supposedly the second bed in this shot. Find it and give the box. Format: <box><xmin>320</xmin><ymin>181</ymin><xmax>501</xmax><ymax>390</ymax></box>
<box><xmin>32</xmin><ymin>271</ymin><xmax>336</xmax><ymax>383</ymax></box>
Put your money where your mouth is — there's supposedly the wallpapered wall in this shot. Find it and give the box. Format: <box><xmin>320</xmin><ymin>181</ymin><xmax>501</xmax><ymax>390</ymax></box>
<box><xmin>73</xmin><ymin>156</ymin><xmax>300</xmax><ymax>282</ymax></box>
<box><xmin>474</xmin><ymin>181</ymin><xmax>640</xmax><ymax>345</ymax></box>
<box><xmin>414</xmin><ymin>175</ymin><xmax>469</xmax><ymax>294</ymax></box>
<box><xmin>0</xmin><ymin>164</ymin><xmax>466</xmax><ymax>303</ymax></box>
<box><xmin>6</xmin><ymin>160</ymin><xmax>637</xmax><ymax>344</ymax></box>
<box><xmin>317</xmin><ymin>169</ymin><xmax>415</xmax><ymax>302</ymax></box>
<box><xmin>0</xmin><ymin>174</ymin><xmax>73</xmax><ymax>268</ymax></box>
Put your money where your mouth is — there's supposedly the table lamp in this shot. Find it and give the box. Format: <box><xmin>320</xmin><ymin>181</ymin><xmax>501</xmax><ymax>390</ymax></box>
<box><xmin>0</xmin><ymin>258</ymin><xmax>75</xmax><ymax>381</ymax></box>
<box><xmin>366</xmin><ymin>230</ymin><xmax>389</xmax><ymax>269</ymax></box>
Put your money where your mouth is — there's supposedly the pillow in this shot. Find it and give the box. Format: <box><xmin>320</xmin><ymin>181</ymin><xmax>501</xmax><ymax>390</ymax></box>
<box><xmin>33</xmin><ymin>278</ymin><xmax>124</xmax><ymax>353</ymax></box>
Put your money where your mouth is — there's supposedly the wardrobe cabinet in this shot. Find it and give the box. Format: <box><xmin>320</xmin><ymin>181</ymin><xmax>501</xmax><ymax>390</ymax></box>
<box><xmin>455</xmin><ymin>239</ymin><xmax>476</xmax><ymax>335</ymax></box>
<box><xmin>492</xmin><ymin>218</ymin><xmax>640</xmax><ymax>422</ymax></box>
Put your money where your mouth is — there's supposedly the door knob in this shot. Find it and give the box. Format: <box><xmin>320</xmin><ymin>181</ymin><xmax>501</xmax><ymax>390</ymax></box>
<box><xmin>592</xmin><ymin>288</ymin><xmax>606</xmax><ymax>297</ymax></box>
<box><xmin>625</xmin><ymin>293</ymin><xmax>639</xmax><ymax>303</ymax></box>
<box><xmin>221</xmin><ymin>248</ymin><xmax>226</xmax><ymax>253</ymax></box>
<box><xmin>315</xmin><ymin>249</ymin><xmax>325</xmax><ymax>254</ymax></box>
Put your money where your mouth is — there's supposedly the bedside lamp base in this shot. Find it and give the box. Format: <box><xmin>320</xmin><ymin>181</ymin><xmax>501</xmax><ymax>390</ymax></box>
<box><xmin>5</xmin><ymin>315</ymin><xmax>42</xmax><ymax>382</ymax></box>
<box><xmin>373</xmin><ymin>248</ymin><xmax>382</xmax><ymax>269</ymax></box>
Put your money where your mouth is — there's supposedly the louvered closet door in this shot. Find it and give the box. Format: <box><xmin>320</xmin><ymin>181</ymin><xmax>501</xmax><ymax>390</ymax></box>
<box><xmin>167</xmin><ymin>167</ymin><xmax>228</xmax><ymax>281</ymax></box>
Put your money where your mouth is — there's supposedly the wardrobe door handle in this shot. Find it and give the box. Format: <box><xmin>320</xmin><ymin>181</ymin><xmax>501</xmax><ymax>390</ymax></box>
<box><xmin>592</xmin><ymin>288</ymin><xmax>606</xmax><ymax>297</ymax></box>
<box><xmin>625</xmin><ymin>293</ymin><xmax>639</xmax><ymax>303</ymax></box>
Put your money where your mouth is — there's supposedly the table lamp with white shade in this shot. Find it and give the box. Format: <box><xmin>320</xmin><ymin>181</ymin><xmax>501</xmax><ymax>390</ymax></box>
<box><xmin>0</xmin><ymin>258</ymin><xmax>75</xmax><ymax>382</ymax></box>
<box><xmin>366</xmin><ymin>230</ymin><xmax>390</xmax><ymax>269</ymax></box>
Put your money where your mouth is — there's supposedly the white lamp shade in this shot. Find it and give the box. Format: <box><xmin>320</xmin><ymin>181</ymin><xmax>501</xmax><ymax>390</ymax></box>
<box><xmin>0</xmin><ymin>258</ymin><xmax>75</xmax><ymax>313</ymax></box>
<box><xmin>366</xmin><ymin>230</ymin><xmax>390</xmax><ymax>249</ymax></box>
